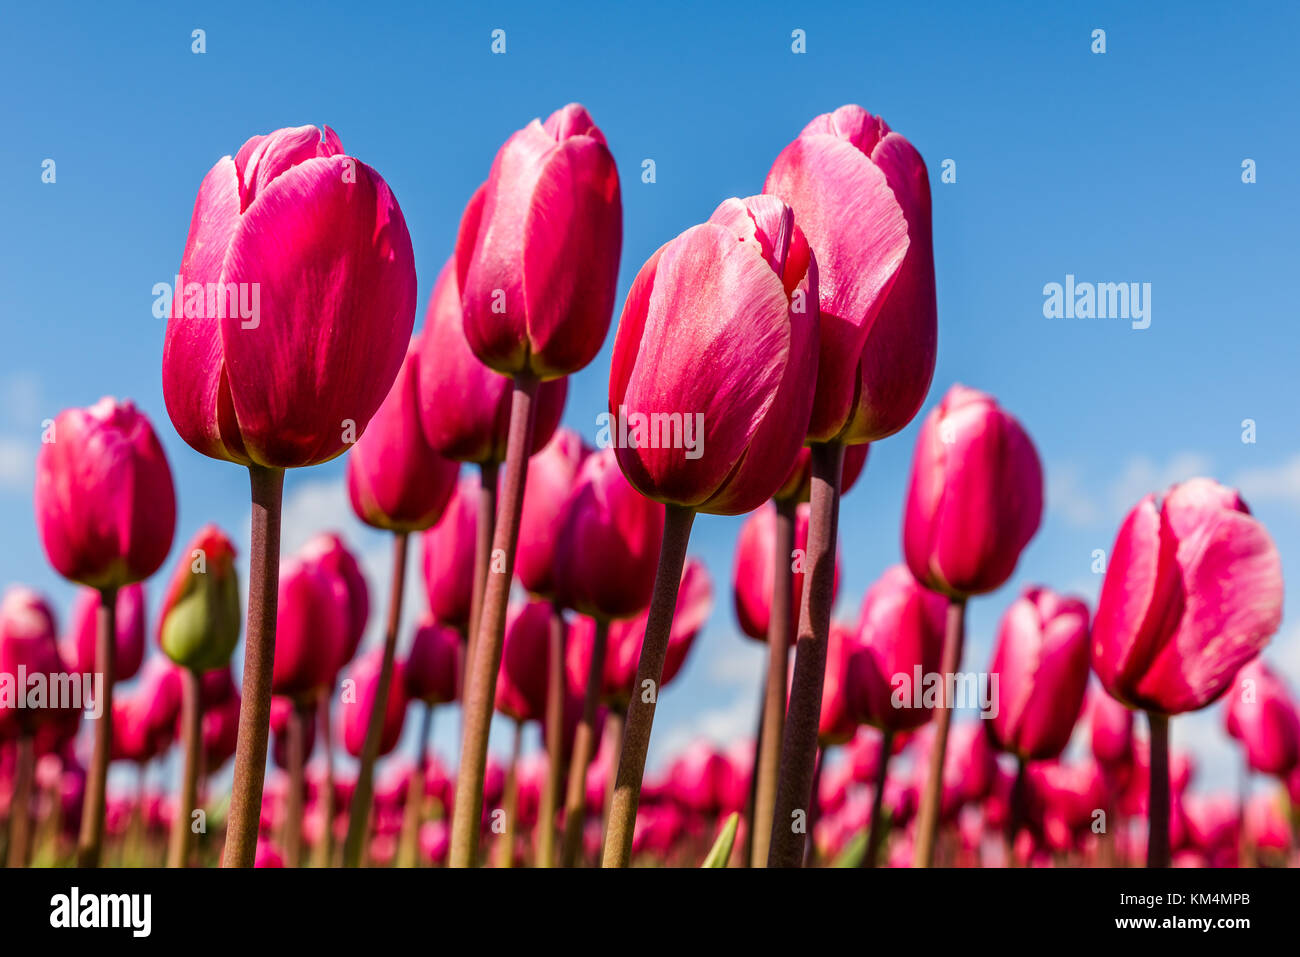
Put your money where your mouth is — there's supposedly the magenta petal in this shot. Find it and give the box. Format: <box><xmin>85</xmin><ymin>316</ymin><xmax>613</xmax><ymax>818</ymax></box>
<box><xmin>219</xmin><ymin>156</ymin><xmax>416</xmax><ymax>468</ymax></box>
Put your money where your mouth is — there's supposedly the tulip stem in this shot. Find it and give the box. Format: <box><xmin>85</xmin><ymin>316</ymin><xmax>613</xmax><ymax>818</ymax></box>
<box><xmin>743</xmin><ymin>666</ymin><xmax>766</xmax><ymax>867</ymax></box>
<box><xmin>536</xmin><ymin>602</ymin><xmax>566</xmax><ymax>868</ymax></box>
<box><xmin>284</xmin><ymin>700</ymin><xmax>308</xmax><ymax>867</ymax></box>
<box><xmin>803</xmin><ymin>747</ymin><xmax>825</xmax><ymax>867</ymax></box>
<box><xmin>1005</xmin><ymin>756</ymin><xmax>1027</xmax><ymax>867</ymax></box>
<box><xmin>600</xmin><ymin>705</ymin><xmax>625</xmax><ymax>852</ymax></box>
<box><xmin>6</xmin><ymin>734</ymin><xmax>35</xmax><ymax>868</ymax></box>
<box><xmin>751</xmin><ymin>497</ymin><xmax>797</xmax><ymax>867</ymax></box>
<box><xmin>168</xmin><ymin>667</ymin><xmax>203</xmax><ymax>868</ymax></box>
<box><xmin>77</xmin><ymin>585</ymin><xmax>117</xmax><ymax>868</ymax></box>
<box><xmin>467</xmin><ymin>461</ymin><xmax>499</xmax><ymax>673</ymax></box>
<box><xmin>449</xmin><ymin>372</ymin><xmax>540</xmax><ymax>867</ymax></box>
<box><xmin>913</xmin><ymin>596</ymin><xmax>966</xmax><ymax>868</ymax></box>
<box><xmin>561</xmin><ymin>616</ymin><xmax>609</xmax><ymax>867</ymax></box>
<box><xmin>343</xmin><ymin>531</ymin><xmax>410</xmax><ymax>868</ymax></box>
<box><xmin>1146</xmin><ymin>711</ymin><xmax>1171</xmax><ymax>868</ymax></box>
<box><xmin>398</xmin><ymin>703</ymin><xmax>433</xmax><ymax>868</ymax></box>
<box><xmin>496</xmin><ymin>719</ymin><xmax>524</xmax><ymax>868</ymax></box>
<box><xmin>312</xmin><ymin>695</ymin><xmax>335</xmax><ymax>868</ymax></box>
<box><xmin>223</xmin><ymin>463</ymin><xmax>285</xmax><ymax>868</ymax></box>
<box><xmin>767</xmin><ymin>442</ymin><xmax>844</xmax><ymax>868</ymax></box>
<box><xmin>862</xmin><ymin>729</ymin><xmax>894</xmax><ymax>868</ymax></box>
<box><xmin>601</xmin><ymin>504</ymin><xmax>696</xmax><ymax>868</ymax></box>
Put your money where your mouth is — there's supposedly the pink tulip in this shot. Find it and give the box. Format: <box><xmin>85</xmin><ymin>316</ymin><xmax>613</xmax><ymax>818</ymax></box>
<box><xmin>271</xmin><ymin>555</ymin><xmax>349</xmax><ymax>702</ymax></box>
<box><xmin>34</xmin><ymin>398</ymin><xmax>176</xmax><ymax>590</ymax></box>
<box><xmin>494</xmin><ymin>601</ymin><xmax>552</xmax><ymax>723</ymax></box>
<box><xmin>774</xmin><ymin>443</ymin><xmax>869</xmax><ymax>504</ymax></box>
<box><xmin>420</xmin><ymin>478</ymin><xmax>478</xmax><ymax>631</ymax></box>
<box><xmin>732</xmin><ymin>502</ymin><xmax>841</xmax><ymax>642</ymax></box>
<box><xmin>847</xmin><ymin>565</ymin><xmax>947</xmax><ymax>733</ymax></box>
<box><xmin>986</xmin><ymin>587</ymin><xmax>1091</xmax><ymax>761</ymax></box>
<box><xmin>516</xmin><ymin>428</ymin><xmax>589</xmax><ymax>598</ymax></box>
<box><xmin>415</xmin><ymin>258</ymin><xmax>567</xmax><ymax>463</ymax></box>
<box><xmin>0</xmin><ymin>588</ymin><xmax>66</xmax><ymax>737</ymax></box>
<box><xmin>1244</xmin><ymin>793</ymin><xmax>1292</xmax><ymax>859</ymax></box>
<box><xmin>1087</xmin><ymin>685</ymin><xmax>1135</xmax><ymax>770</ymax></box>
<box><xmin>405</xmin><ymin>617</ymin><xmax>463</xmax><ymax>705</ymax></box>
<box><xmin>818</xmin><ymin>623</ymin><xmax>860</xmax><ymax>746</ymax></box>
<box><xmin>610</xmin><ymin>195</ymin><xmax>819</xmax><ymax>514</ymax></box>
<box><xmin>62</xmin><ymin>585</ymin><xmax>146</xmax><ymax>683</ymax></box>
<box><xmin>553</xmin><ymin>447</ymin><xmax>665</xmax><ymax>620</ymax></box>
<box><xmin>1224</xmin><ymin>658</ymin><xmax>1300</xmax><ymax>776</ymax></box>
<box><xmin>1092</xmin><ymin>477</ymin><xmax>1283</xmax><ymax>715</ymax></box>
<box><xmin>341</xmin><ymin>650</ymin><xmax>409</xmax><ymax>758</ymax></box>
<box><xmin>903</xmin><ymin>385</ymin><xmax>1043</xmax><ymax>597</ymax></box>
<box><xmin>163</xmin><ymin>125</ymin><xmax>415</xmax><ymax>467</ymax></box>
<box><xmin>670</xmin><ymin>742</ymin><xmax>730</xmax><ymax>815</ymax></box>
<box><xmin>201</xmin><ymin>687</ymin><xmax>241</xmax><ymax>773</ymax></box>
<box><xmin>298</xmin><ymin>533</ymin><xmax>370</xmax><ymax>673</ymax></box>
<box><xmin>254</xmin><ymin>839</ymin><xmax>284</xmax><ymax>868</ymax></box>
<box><xmin>347</xmin><ymin>337</ymin><xmax>459</xmax><ymax>532</ymax></box>
<box><xmin>270</xmin><ymin>696</ymin><xmax>315</xmax><ymax>770</ymax></box>
<box><xmin>764</xmin><ymin>105</ymin><xmax>920</xmax><ymax>443</ymax></box>
<box><xmin>457</xmin><ymin>104</ymin><xmax>622</xmax><ymax>379</ymax></box>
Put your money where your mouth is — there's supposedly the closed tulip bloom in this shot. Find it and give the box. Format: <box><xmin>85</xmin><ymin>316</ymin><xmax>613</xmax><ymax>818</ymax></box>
<box><xmin>1224</xmin><ymin>659</ymin><xmax>1300</xmax><ymax>776</ymax></box>
<box><xmin>405</xmin><ymin>617</ymin><xmax>463</xmax><ymax>705</ymax></box>
<box><xmin>341</xmin><ymin>650</ymin><xmax>409</xmax><ymax>758</ymax></box>
<box><xmin>580</xmin><ymin>558</ymin><xmax>713</xmax><ymax>705</ymax></box>
<box><xmin>1091</xmin><ymin>478</ymin><xmax>1284</xmax><ymax>715</ymax></box>
<box><xmin>764</xmin><ymin>105</ymin><xmax>917</xmax><ymax>443</ymax></box>
<box><xmin>818</xmin><ymin>623</ymin><xmax>860</xmax><ymax>746</ymax></box>
<box><xmin>553</xmin><ymin>448</ymin><xmax>665</xmax><ymax>620</ymax></box>
<box><xmin>0</xmin><ymin>588</ymin><xmax>65</xmax><ymax>735</ymax></box>
<box><xmin>421</xmin><ymin>479</ymin><xmax>478</xmax><ymax>631</ymax></box>
<box><xmin>847</xmin><ymin>565</ymin><xmax>947</xmax><ymax>732</ymax></box>
<box><xmin>156</xmin><ymin>525</ymin><xmax>241</xmax><ymax>672</ymax></box>
<box><xmin>132</xmin><ymin>657</ymin><xmax>183</xmax><ymax>757</ymax></box>
<box><xmin>271</xmin><ymin>556</ymin><xmax>349</xmax><ymax>702</ymax></box>
<box><xmin>299</xmin><ymin>532</ymin><xmax>370</xmax><ymax>671</ymax></box>
<box><xmin>609</xmin><ymin>195</ymin><xmax>820</xmax><ymax>515</ymax></box>
<box><xmin>163</xmin><ymin>125</ymin><xmax>416</xmax><ymax>467</ymax></box>
<box><xmin>63</xmin><ymin>584</ymin><xmax>146</xmax><ymax>682</ymax></box>
<box><xmin>347</xmin><ymin>338</ymin><xmax>459</xmax><ymax>532</ymax></box>
<box><xmin>986</xmin><ymin>587</ymin><xmax>1091</xmax><ymax>762</ymax></box>
<box><xmin>902</xmin><ymin>385</ymin><xmax>1044</xmax><ymax>598</ymax></box>
<box><xmin>494</xmin><ymin>601</ymin><xmax>552</xmax><ymax>723</ymax></box>
<box><xmin>457</xmin><ymin>104</ymin><xmax>622</xmax><ymax>379</ymax></box>
<box><xmin>774</xmin><ymin>443</ymin><xmax>869</xmax><ymax>504</ymax></box>
<box><xmin>1087</xmin><ymin>686</ymin><xmax>1135</xmax><ymax>769</ymax></box>
<box><xmin>201</xmin><ymin>688</ymin><xmax>242</xmax><ymax>772</ymax></box>
<box><xmin>270</xmin><ymin>696</ymin><xmax>315</xmax><ymax>770</ymax></box>
<box><xmin>516</xmin><ymin>428</ymin><xmax>589</xmax><ymax>597</ymax></box>
<box><xmin>732</xmin><ymin>502</ymin><xmax>842</xmax><ymax>642</ymax></box>
<box><xmin>415</xmin><ymin>258</ymin><xmax>567</xmax><ymax>463</ymax></box>
<box><xmin>34</xmin><ymin>398</ymin><xmax>176</xmax><ymax>590</ymax></box>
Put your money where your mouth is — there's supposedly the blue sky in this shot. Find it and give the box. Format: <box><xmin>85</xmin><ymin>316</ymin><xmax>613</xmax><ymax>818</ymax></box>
<box><xmin>1</xmin><ymin>1</ymin><xmax>1297</xmax><ymax>798</ymax></box>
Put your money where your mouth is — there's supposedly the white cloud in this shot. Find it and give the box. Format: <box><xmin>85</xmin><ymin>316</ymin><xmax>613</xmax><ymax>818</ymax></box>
<box><xmin>1047</xmin><ymin>464</ymin><xmax>1101</xmax><ymax>528</ymax></box>
<box><xmin>1108</xmin><ymin>452</ymin><xmax>1213</xmax><ymax>517</ymax></box>
<box><xmin>1234</xmin><ymin>454</ymin><xmax>1300</xmax><ymax>513</ymax></box>
<box><xmin>0</xmin><ymin>437</ymin><xmax>34</xmax><ymax>493</ymax></box>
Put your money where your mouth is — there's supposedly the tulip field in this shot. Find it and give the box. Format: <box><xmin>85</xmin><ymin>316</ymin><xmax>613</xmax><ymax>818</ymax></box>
<box><xmin>1</xmin><ymin>3</ymin><xmax>1298</xmax><ymax>938</ymax></box>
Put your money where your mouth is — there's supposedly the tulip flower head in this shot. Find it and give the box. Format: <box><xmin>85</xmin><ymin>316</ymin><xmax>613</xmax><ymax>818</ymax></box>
<box><xmin>1091</xmin><ymin>478</ymin><xmax>1283</xmax><ymax>715</ymax></box>
<box><xmin>157</xmin><ymin>525</ymin><xmax>241</xmax><ymax>672</ymax></box>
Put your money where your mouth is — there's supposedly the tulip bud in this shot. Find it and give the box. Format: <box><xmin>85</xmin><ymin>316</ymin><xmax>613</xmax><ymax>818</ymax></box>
<box><xmin>347</xmin><ymin>338</ymin><xmax>459</xmax><ymax>532</ymax></box>
<box><xmin>271</xmin><ymin>555</ymin><xmax>349</xmax><ymax>702</ymax></box>
<box><xmin>986</xmin><ymin>587</ymin><xmax>1091</xmax><ymax>762</ymax></box>
<box><xmin>157</xmin><ymin>525</ymin><xmax>241</xmax><ymax>672</ymax></box>
<box><xmin>457</xmin><ymin>104</ymin><xmax>622</xmax><ymax>379</ymax></box>
<box><xmin>163</xmin><ymin>125</ymin><xmax>416</xmax><ymax>468</ymax></box>
<box><xmin>494</xmin><ymin>601</ymin><xmax>552</xmax><ymax>723</ymax></box>
<box><xmin>1224</xmin><ymin>659</ymin><xmax>1300</xmax><ymax>776</ymax></box>
<box><xmin>774</xmin><ymin>443</ymin><xmax>869</xmax><ymax>504</ymax></box>
<box><xmin>609</xmin><ymin>195</ymin><xmax>819</xmax><ymax>515</ymax></box>
<box><xmin>732</xmin><ymin>501</ymin><xmax>840</xmax><ymax>642</ymax></box>
<box><xmin>34</xmin><ymin>397</ymin><xmax>176</xmax><ymax>590</ymax></box>
<box><xmin>516</xmin><ymin>428</ymin><xmax>589</xmax><ymax>598</ymax></box>
<box><xmin>62</xmin><ymin>584</ymin><xmax>146</xmax><ymax>682</ymax></box>
<box><xmin>818</xmin><ymin>623</ymin><xmax>860</xmax><ymax>746</ymax></box>
<box><xmin>1086</xmin><ymin>686</ymin><xmax>1135</xmax><ymax>770</ymax></box>
<box><xmin>340</xmin><ymin>650</ymin><xmax>409</xmax><ymax>758</ymax></box>
<box><xmin>1092</xmin><ymin>478</ymin><xmax>1283</xmax><ymax>715</ymax></box>
<box><xmin>416</xmin><ymin>258</ymin><xmax>567</xmax><ymax>463</ymax></box>
<box><xmin>0</xmin><ymin>588</ymin><xmax>65</xmax><ymax>736</ymax></box>
<box><xmin>553</xmin><ymin>447</ymin><xmax>665</xmax><ymax>620</ymax></box>
<box><xmin>404</xmin><ymin>617</ymin><xmax>463</xmax><ymax>705</ymax></box>
<box><xmin>846</xmin><ymin>565</ymin><xmax>947</xmax><ymax>732</ymax></box>
<box><xmin>298</xmin><ymin>533</ymin><xmax>369</xmax><ymax>673</ymax></box>
<box><xmin>420</xmin><ymin>479</ymin><xmax>478</xmax><ymax>631</ymax></box>
<box><xmin>764</xmin><ymin>105</ymin><xmax>921</xmax><ymax>443</ymax></box>
<box><xmin>902</xmin><ymin>384</ymin><xmax>1044</xmax><ymax>597</ymax></box>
